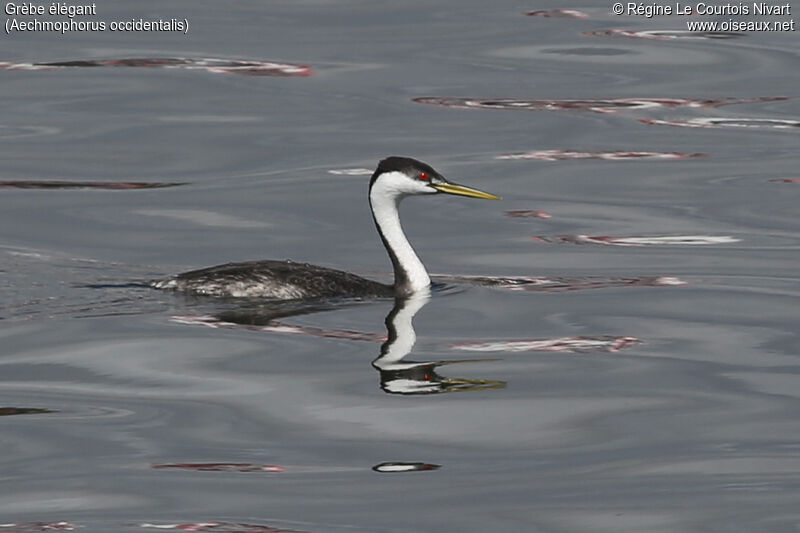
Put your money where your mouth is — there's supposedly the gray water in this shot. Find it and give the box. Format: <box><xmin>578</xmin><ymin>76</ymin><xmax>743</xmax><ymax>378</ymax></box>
<box><xmin>2</xmin><ymin>1</ymin><xmax>800</xmax><ymax>532</ymax></box>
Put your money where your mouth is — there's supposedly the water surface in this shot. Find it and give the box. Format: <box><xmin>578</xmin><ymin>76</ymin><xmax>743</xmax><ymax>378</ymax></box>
<box><xmin>1</xmin><ymin>1</ymin><xmax>799</xmax><ymax>531</ymax></box>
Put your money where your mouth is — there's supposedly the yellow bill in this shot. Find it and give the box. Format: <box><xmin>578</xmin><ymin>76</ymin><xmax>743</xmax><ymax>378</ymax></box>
<box><xmin>432</xmin><ymin>182</ymin><xmax>501</xmax><ymax>200</ymax></box>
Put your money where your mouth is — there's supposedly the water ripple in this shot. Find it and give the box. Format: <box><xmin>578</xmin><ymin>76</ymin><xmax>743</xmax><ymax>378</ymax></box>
<box><xmin>496</xmin><ymin>149</ymin><xmax>705</xmax><ymax>161</ymax></box>
<box><xmin>0</xmin><ymin>181</ymin><xmax>184</xmax><ymax>190</ymax></box>
<box><xmin>525</xmin><ymin>9</ymin><xmax>588</xmax><ymax>18</ymax></box>
<box><xmin>452</xmin><ymin>336</ymin><xmax>642</xmax><ymax>353</ymax></box>
<box><xmin>533</xmin><ymin>235</ymin><xmax>741</xmax><ymax>246</ymax></box>
<box><xmin>412</xmin><ymin>96</ymin><xmax>788</xmax><ymax>113</ymax></box>
<box><xmin>641</xmin><ymin>117</ymin><xmax>800</xmax><ymax>130</ymax></box>
<box><xmin>372</xmin><ymin>462</ymin><xmax>440</xmax><ymax>472</ymax></box>
<box><xmin>0</xmin><ymin>58</ymin><xmax>313</xmax><ymax>76</ymax></box>
<box><xmin>585</xmin><ymin>29</ymin><xmax>746</xmax><ymax>40</ymax></box>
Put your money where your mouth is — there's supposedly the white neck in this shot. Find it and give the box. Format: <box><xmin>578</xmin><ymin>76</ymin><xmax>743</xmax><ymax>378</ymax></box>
<box><xmin>369</xmin><ymin>173</ymin><xmax>432</xmax><ymax>296</ymax></box>
<box><xmin>373</xmin><ymin>289</ymin><xmax>431</xmax><ymax>369</ymax></box>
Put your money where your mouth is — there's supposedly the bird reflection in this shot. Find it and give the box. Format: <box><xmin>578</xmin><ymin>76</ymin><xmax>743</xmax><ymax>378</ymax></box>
<box><xmin>372</xmin><ymin>290</ymin><xmax>506</xmax><ymax>395</ymax></box>
<box><xmin>171</xmin><ymin>289</ymin><xmax>506</xmax><ymax>395</ymax></box>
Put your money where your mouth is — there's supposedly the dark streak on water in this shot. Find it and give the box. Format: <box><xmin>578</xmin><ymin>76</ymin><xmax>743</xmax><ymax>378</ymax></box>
<box><xmin>0</xmin><ymin>181</ymin><xmax>186</xmax><ymax>189</ymax></box>
<box><xmin>0</xmin><ymin>57</ymin><xmax>314</xmax><ymax>76</ymax></box>
<box><xmin>0</xmin><ymin>407</ymin><xmax>57</xmax><ymax>416</ymax></box>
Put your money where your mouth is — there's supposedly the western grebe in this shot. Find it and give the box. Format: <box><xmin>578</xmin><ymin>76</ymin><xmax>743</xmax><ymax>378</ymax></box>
<box><xmin>151</xmin><ymin>156</ymin><xmax>500</xmax><ymax>299</ymax></box>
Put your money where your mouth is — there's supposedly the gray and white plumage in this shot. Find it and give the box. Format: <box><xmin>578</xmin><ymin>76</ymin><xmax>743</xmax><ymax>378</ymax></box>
<box><xmin>152</xmin><ymin>259</ymin><xmax>392</xmax><ymax>298</ymax></box>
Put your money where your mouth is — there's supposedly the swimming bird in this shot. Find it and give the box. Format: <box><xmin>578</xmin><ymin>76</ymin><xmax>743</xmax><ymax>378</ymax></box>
<box><xmin>151</xmin><ymin>156</ymin><xmax>500</xmax><ymax>299</ymax></box>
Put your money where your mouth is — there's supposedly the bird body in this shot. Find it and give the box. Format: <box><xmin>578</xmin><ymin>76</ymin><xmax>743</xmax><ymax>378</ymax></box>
<box><xmin>152</xmin><ymin>259</ymin><xmax>392</xmax><ymax>298</ymax></box>
<box><xmin>151</xmin><ymin>157</ymin><xmax>499</xmax><ymax>299</ymax></box>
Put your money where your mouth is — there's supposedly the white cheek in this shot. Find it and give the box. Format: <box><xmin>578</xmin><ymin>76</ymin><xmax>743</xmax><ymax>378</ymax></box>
<box><xmin>374</xmin><ymin>171</ymin><xmax>435</xmax><ymax>197</ymax></box>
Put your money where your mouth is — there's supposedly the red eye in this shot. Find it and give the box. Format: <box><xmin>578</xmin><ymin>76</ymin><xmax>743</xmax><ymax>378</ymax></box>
<box><xmin>419</xmin><ymin>172</ymin><xmax>429</xmax><ymax>181</ymax></box>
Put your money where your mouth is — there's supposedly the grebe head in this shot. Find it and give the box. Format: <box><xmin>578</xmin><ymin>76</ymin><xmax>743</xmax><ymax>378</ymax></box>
<box><xmin>369</xmin><ymin>156</ymin><xmax>501</xmax><ymax>201</ymax></box>
<box><xmin>367</xmin><ymin>156</ymin><xmax>500</xmax><ymax>297</ymax></box>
